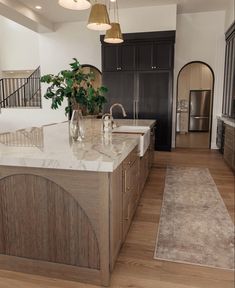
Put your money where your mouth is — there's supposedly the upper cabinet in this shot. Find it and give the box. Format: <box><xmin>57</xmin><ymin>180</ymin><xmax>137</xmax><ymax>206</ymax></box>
<box><xmin>102</xmin><ymin>44</ymin><xmax>136</xmax><ymax>72</ymax></box>
<box><xmin>136</xmin><ymin>42</ymin><xmax>153</xmax><ymax>71</ymax></box>
<box><xmin>102</xmin><ymin>46</ymin><xmax>119</xmax><ymax>72</ymax></box>
<box><xmin>101</xmin><ymin>32</ymin><xmax>175</xmax><ymax>73</ymax></box>
<box><xmin>155</xmin><ymin>42</ymin><xmax>174</xmax><ymax>70</ymax></box>
<box><xmin>137</xmin><ymin>42</ymin><xmax>173</xmax><ymax>71</ymax></box>
<box><xmin>222</xmin><ymin>21</ymin><xmax>235</xmax><ymax>119</ymax></box>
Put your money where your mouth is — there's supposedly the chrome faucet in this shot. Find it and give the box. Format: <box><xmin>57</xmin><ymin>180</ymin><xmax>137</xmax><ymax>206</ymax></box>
<box><xmin>110</xmin><ymin>103</ymin><xmax>127</xmax><ymax>118</ymax></box>
<box><xmin>109</xmin><ymin>103</ymin><xmax>127</xmax><ymax>129</ymax></box>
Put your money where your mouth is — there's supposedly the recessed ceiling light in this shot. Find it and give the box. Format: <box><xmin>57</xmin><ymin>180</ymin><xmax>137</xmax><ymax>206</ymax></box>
<box><xmin>110</xmin><ymin>0</ymin><xmax>116</xmax><ymax>2</ymax></box>
<box><xmin>35</xmin><ymin>5</ymin><xmax>42</xmax><ymax>10</ymax></box>
<box><xmin>58</xmin><ymin>0</ymin><xmax>91</xmax><ymax>10</ymax></box>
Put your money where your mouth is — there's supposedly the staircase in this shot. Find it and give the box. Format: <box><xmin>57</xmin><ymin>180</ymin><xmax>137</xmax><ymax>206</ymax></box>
<box><xmin>0</xmin><ymin>67</ymin><xmax>41</xmax><ymax>108</ymax></box>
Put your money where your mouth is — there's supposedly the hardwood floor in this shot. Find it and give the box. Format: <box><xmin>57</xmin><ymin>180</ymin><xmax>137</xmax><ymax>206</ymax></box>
<box><xmin>176</xmin><ymin>132</ymin><xmax>210</xmax><ymax>148</ymax></box>
<box><xmin>0</xmin><ymin>149</ymin><xmax>234</xmax><ymax>288</ymax></box>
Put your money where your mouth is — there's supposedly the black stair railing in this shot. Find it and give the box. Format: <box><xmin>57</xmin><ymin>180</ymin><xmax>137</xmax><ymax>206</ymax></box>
<box><xmin>0</xmin><ymin>67</ymin><xmax>42</xmax><ymax>108</ymax></box>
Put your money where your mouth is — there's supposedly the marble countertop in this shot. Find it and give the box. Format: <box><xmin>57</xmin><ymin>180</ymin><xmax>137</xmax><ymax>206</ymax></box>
<box><xmin>217</xmin><ymin>115</ymin><xmax>235</xmax><ymax>128</ymax></box>
<box><xmin>0</xmin><ymin>119</ymin><xmax>155</xmax><ymax>172</ymax></box>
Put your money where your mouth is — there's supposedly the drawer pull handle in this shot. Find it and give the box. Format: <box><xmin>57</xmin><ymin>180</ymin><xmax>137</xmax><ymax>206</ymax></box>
<box><xmin>125</xmin><ymin>206</ymin><xmax>130</xmax><ymax>221</ymax></box>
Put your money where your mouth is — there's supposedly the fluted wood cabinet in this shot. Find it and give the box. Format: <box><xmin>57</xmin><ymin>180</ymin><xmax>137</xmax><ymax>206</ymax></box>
<box><xmin>0</xmin><ymin>143</ymin><xmax>153</xmax><ymax>286</ymax></box>
<box><xmin>223</xmin><ymin>124</ymin><xmax>235</xmax><ymax>171</ymax></box>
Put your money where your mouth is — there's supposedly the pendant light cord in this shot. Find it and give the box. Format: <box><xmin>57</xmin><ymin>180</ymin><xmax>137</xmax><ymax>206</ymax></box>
<box><xmin>116</xmin><ymin>0</ymin><xmax>119</xmax><ymax>23</ymax></box>
<box><xmin>107</xmin><ymin>0</ymin><xmax>120</xmax><ymax>23</ymax></box>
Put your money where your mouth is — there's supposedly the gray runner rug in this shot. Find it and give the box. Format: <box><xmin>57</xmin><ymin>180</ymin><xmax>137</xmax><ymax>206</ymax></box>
<box><xmin>154</xmin><ymin>167</ymin><xmax>234</xmax><ymax>270</ymax></box>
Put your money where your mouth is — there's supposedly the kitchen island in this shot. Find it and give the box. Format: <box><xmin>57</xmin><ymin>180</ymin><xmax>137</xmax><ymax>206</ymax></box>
<box><xmin>0</xmin><ymin>119</ymin><xmax>155</xmax><ymax>286</ymax></box>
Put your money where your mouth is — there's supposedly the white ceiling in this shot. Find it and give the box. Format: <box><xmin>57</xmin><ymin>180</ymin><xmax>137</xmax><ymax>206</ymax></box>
<box><xmin>18</xmin><ymin>0</ymin><xmax>230</xmax><ymax>23</ymax></box>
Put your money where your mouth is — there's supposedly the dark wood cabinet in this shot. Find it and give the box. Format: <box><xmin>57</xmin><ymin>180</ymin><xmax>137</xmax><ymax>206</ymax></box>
<box><xmin>155</xmin><ymin>43</ymin><xmax>173</xmax><ymax>70</ymax></box>
<box><xmin>121</xmin><ymin>45</ymin><xmax>136</xmax><ymax>71</ymax></box>
<box><xmin>136</xmin><ymin>42</ymin><xmax>173</xmax><ymax>71</ymax></box>
<box><xmin>103</xmin><ymin>71</ymin><xmax>135</xmax><ymax>118</ymax></box>
<box><xmin>102</xmin><ymin>46</ymin><xmax>119</xmax><ymax>72</ymax></box>
<box><xmin>138</xmin><ymin>71</ymin><xmax>172</xmax><ymax>150</ymax></box>
<box><xmin>102</xmin><ymin>45</ymin><xmax>135</xmax><ymax>72</ymax></box>
<box><xmin>136</xmin><ymin>42</ymin><xmax>154</xmax><ymax>71</ymax></box>
<box><xmin>101</xmin><ymin>31</ymin><xmax>175</xmax><ymax>151</ymax></box>
<box><xmin>222</xmin><ymin>21</ymin><xmax>235</xmax><ymax>119</ymax></box>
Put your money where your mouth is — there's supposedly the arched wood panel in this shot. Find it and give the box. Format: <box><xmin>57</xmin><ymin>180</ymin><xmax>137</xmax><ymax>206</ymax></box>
<box><xmin>0</xmin><ymin>174</ymin><xmax>100</xmax><ymax>270</ymax></box>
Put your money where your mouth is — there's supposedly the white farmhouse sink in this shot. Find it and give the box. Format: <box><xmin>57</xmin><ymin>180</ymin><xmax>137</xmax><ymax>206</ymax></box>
<box><xmin>112</xmin><ymin>126</ymin><xmax>150</xmax><ymax>157</ymax></box>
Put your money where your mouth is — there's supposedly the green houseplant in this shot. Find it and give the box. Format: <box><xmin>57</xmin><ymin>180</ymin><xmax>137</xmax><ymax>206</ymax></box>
<box><xmin>41</xmin><ymin>58</ymin><xmax>108</xmax><ymax>116</ymax></box>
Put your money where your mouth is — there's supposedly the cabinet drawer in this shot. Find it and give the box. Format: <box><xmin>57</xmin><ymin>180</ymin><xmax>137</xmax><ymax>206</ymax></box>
<box><xmin>123</xmin><ymin>146</ymin><xmax>138</xmax><ymax>169</ymax></box>
<box><xmin>123</xmin><ymin>157</ymin><xmax>139</xmax><ymax>194</ymax></box>
<box><xmin>122</xmin><ymin>182</ymin><xmax>139</xmax><ymax>240</ymax></box>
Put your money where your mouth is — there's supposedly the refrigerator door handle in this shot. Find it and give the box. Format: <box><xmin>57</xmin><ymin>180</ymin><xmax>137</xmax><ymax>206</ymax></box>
<box><xmin>133</xmin><ymin>99</ymin><xmax>136</xmax><ymax>120</ymax></box>
<box><xmin>136</xmin><ymin>100</ymin><xmax>139</xmax><ymax>119</ymax></box>
<box><xmin>193</xmin><ymin>116</ymin><xmax>209</xmax><ymax>119</ymax></box>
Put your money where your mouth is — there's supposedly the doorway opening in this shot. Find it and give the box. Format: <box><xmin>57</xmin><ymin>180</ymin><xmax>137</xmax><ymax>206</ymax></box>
<box><xmin>176</xmin><ymin>62</ymin><xmax>214</xmax><ymax>149</ymax></box>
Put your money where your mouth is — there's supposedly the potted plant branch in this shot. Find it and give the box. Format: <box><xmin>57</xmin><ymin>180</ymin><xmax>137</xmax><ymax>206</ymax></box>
<box><xmin>41</xmin><ymin>58</ymin><xmax>108</xmax><ymax>117</ymax></box>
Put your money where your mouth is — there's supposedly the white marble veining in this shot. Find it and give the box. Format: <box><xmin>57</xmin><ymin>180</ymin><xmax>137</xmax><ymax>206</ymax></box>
<box><xmin>0</xmin><ymin>119</ymin><xmax>155</xmax><ymax>172</ymax></box>
<box><xmin>217</xmin><ymin>115</ymin><xmax>235</xmax><ymax>128</ymax></box>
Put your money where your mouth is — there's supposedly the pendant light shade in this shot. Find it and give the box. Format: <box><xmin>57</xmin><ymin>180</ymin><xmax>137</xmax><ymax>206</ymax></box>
<box><xmin>58</xmin><ymin>0</ymin><xmax>91</xmax><ymax>10</ymax></box>
<box><xmin>87</xmin><ymin>4</ymin><xmax>111</xmax><ymax>31</ymax></box>
<box><xmin>104</xmin><ymin>0</ymin><xmax>123</xmax><ymax>44</ymax></box>
<box><xmin>104</xmin><ymin>23</ymin><xmax>123</xmax><ymax>43</ymax></box>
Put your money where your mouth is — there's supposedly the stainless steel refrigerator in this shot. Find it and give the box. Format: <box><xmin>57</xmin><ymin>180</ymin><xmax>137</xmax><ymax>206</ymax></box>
<box><xmin>189</xmin><ymin>90</ymin><xmax>211</xmax><ymax>132</ymax></box>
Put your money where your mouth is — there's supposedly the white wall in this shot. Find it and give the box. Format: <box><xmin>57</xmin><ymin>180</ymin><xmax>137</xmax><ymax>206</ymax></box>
<box><xmin>173</xmin><ymin>11</ymin><xmax>226</xmax><ymax>149</ymax></box>
<box><xmin>0</xmin><ymin>19</ymin><xmax>102</xmax><ymax>132</ymax></box>
<box><xmin>119</xmin><ymin>5</ymin><xmax>177</xmax><ymax>33</ymax></box>
<box><xmin>0</xmin><ymin>17</ymin><xmax>3</xmax><ymax>77</ymax></box>
<box><xmin>0</xmin><ymin>16</ymin><xmax>40</xmax><ymax>71</ymax></box>
<box><xmin>225</xmin><ymin>0</ymin><xmax>235</xmax><ymax>31</ymax></box>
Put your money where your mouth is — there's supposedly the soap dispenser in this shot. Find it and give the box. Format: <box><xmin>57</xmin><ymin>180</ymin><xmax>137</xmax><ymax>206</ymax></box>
<box><xmin>102</xmin><ymin>113</ymin><xmax>113</xmax><ymax>133</ymax></box>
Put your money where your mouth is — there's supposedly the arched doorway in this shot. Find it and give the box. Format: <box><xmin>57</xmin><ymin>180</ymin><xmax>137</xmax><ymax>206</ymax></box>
<box><xmin>176</xmin><ymin>61</ymin><xmax>214</xmax><ymax>149</ymax></box>
<box><xmin>81</xmin><ymin>64</ymin><xmax>102</xmax><ymax>89</ymax></box>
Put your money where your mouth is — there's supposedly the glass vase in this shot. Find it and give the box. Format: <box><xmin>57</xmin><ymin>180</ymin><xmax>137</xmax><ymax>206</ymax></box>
<box><xmin>70</xmin><ymin>109</ymin><xmax>84</xmax><ymax>141</ymax></box>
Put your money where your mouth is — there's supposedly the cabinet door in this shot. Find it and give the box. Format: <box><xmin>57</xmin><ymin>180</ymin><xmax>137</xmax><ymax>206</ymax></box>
<box><xmin>120</xmin><ymin>45</ymin><xmax>136</xmax><ymax>71</ymax></box>
<box><xmin>136</xmin><ymin>42</ymin><xmax>154</xmax><ymax>71</ymax></box>
<box><xmin>138</xmin><ymin>71</ymin><xmax>172</xmax><ymax>151</ymax></box>
<box><xmin>154</xmin><ymin>43</ymin><xmax>173</xmax><ymax>70</ymax></box>
<box><xmin>103</xmin><ymin>71</ymin><xmax>135</xmax><ymax>118</ymax></box>
<box><xmin>102</xmin><ymin>46</ymin><xmax>118</xmax><ymax>72</ymax></box>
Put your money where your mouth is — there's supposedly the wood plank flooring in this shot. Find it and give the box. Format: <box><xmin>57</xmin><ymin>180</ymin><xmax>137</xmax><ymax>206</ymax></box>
<box><xmin>0</xmin><ymin>149</ymin><xmax>234</xmax><ymax>288</ymax></box>
<box><xmin>176</xmin><ymin>132</ymin><xmax>210</xmax><ymax>148</ymax></box>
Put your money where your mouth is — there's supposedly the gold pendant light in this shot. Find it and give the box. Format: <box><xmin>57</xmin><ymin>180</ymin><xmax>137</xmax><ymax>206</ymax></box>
<box><xmin>104</xmin><ymin>23</ymin><xmax>123</xmax><ymax>43</ymax></box>
<box><xmin>87</xmin><ymin>3</ymin><xmax>111</xmax><ymax>31</ymax></box>
<box><xmin>104</xmin><ymin>0</ymin><xmax>123</xmax><ymax>44</ymax></box>
<box><xmin>58</xmin><ymin>0</ymin><xmax>91</xmax><ymax>10</ymax></box>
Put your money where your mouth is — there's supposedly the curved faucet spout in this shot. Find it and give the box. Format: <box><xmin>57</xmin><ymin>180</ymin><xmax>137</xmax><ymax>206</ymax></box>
<box><xmin>109</xmin><ymin>103</ymin><xmax>127</xmax><ymax>118</ymax></box>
